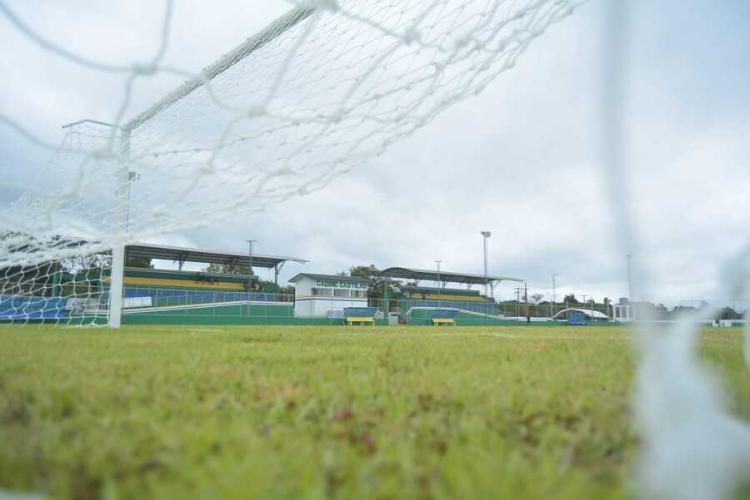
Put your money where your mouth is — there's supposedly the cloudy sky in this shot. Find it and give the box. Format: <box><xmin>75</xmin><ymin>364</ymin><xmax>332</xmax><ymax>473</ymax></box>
<box><xmin>1</xmin><ymin>0</ymin><xmax>749</xmax><ymax>307</ymax></box>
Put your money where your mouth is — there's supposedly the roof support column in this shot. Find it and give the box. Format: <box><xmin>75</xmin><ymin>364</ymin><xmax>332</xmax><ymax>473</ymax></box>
<box><xmin>491</xmin><ymin>280</ymin><xmax>500</xmax><ymax>299</ymax></box>
<box><xmin>275</xmin><ymin>261</ymin><xmax>287</xmax><ymax>285</ymax></box>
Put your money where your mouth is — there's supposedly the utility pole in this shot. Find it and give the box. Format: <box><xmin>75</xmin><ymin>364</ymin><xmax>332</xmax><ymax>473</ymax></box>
<box><xmin>551</xmin><ymin>273</ymin><xmax>557</xmax><ymax>319</ymax></box>
<box><xmin>481</xmin><ymin>231</ymin><xmax>491</xmax><ymax>298</ymax></box>
<box><xmin>247</xmin><ymin>239</ymin><xmax>256</xmax><ymax>294</ymax></box>
<box><xmin>524</xmin><ymin>282</ymin><xmax>530</xmax><ymax>323</ymax></box>
<box><xmin>514</xmin><ymin>287</ymin><xmax>522</xmax><ymax>319</ymax></box>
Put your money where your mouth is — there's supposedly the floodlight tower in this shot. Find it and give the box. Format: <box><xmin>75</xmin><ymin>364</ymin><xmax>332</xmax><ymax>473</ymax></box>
<box><xmin>480</xmin><ymin>231</ymin><xmax>491</xmax><ymax>297</ymax></box>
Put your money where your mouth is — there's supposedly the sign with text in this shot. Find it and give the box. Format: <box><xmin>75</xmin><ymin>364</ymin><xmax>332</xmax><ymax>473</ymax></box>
<box><xmin>315</xmin><ymin>279</ymin><xmax>368</xmax><ymax>289</ymax></box>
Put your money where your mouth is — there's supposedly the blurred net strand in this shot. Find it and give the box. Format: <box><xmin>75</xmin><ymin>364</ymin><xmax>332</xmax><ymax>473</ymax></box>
<box><xmin>0</xmin><ymin>1</ymin><xmax>174</xmax><ymax>73</ymax></box>
<box><xmin>597</xmin><ymin>1</ymin><xmax>750</xmax><ymax>498</ymax></box>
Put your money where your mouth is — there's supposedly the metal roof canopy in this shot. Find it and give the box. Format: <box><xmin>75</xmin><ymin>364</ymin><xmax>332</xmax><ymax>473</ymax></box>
<box><xmin>552</xmin><ymin>308</ymin><xmax>610</xmax><ymax>320</ymax></box>
<box><xmin>125</xmin><ymin>243</ymin><xmax>308</xmax><ymax>270</ymax></box>
<box><xmin>381</xmin><ymin>267</ymin><xmax>523</xmax><ymax>286</ymax></box>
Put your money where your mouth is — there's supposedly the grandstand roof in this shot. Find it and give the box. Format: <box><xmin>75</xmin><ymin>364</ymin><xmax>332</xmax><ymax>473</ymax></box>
<box><xmin>380</xmin><ymin>267</ymin><xmax>523</xmax><ymax>285</ymax></box>
<box><xmin>125</xmin><ymin>243</ymin><xmax>308</xmax><ymax>269</ymax></box>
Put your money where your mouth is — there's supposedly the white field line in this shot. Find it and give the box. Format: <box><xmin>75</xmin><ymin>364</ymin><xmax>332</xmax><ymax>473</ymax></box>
<box><xmin>427</xmin><ymin>332</ymin><xmax>631</xmax><ymax>341</ymax></box>
<box><xmin>122</xmin><ymin>300</ymin><xmax>292</xmax><ymax>315</ymax></box>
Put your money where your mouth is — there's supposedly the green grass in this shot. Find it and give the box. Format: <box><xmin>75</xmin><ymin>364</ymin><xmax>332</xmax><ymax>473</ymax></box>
<box><xmin>0</xmin><ymin>325</ymin><xmax>748</xmax><ymax>499</ymax></box>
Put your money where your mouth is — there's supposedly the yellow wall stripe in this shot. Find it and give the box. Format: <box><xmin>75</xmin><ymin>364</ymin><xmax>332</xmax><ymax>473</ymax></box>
<box><xmin>123</xmin><ymin>276</ymin><xmax>246</xmax><ymax>291</ymax></box>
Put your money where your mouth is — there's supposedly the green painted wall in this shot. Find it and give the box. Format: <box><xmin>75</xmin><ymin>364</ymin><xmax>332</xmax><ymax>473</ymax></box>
<box><xmin>122</xmin><ymin>303</ymin><xmax>388</xmax><ymax>326</ymax></box>
<box><xmin>406</xmin><ymin>308</ymin><xmax>516</xmax><ymax>326</ymax></box>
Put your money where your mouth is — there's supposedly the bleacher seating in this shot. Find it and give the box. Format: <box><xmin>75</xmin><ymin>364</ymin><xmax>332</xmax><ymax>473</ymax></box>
<box><xmin>422</xmin><ymin>293</ymin><xmax>486</xmax><ymax>302</ymax></box>
<box><xmin>404</xmin><ymin>286</ymin><xmax>483</xmax><ymax>298</ymax></box>
<box><xmin>400</xmin><ymin>298</ymin><xmax>496</xmax><ymax>316</ymax></box>
<box><xmin>0</xmin><ymin>296</ymin><xmax>68</xmax><ymax>321</ymax></box>
<box><xmin>402</xmin><ymin>286</ymin><xmax>494</xmax><ymax>313</ymax></box>
<box><xmin>123</xmin><ymin>288</ymin><xmax>290</xmax><ymax>308</ymax></box>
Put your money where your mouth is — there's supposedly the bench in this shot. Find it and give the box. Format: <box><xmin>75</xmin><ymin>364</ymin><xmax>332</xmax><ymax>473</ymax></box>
<box><xmin>343</xmin><ymin>307</ymin><xmax>378</xmax><ymax>326</ymax></box>
<box><xmin>430</xmin><ymin>309</ymin><xmax>458</xmax><ymax>326</ymax></box>
<box><xmin>431</xmin><ymin>317</ymin><xmax>455</xmax><ymax>326</ymax></box>
<box><xmin>345</xmin><ymin>316</ymin><xmax>376</xmax><ymax>326</ymax></box>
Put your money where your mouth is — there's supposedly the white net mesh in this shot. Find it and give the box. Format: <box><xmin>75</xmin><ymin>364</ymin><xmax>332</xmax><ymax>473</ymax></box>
<box><xmin>0</xmin><ymin>0</ymin><xmax>578</xmax><ymax>326</ymax></box>
<box><xmin>2</xmin><ymin>0</ymin><xmax>750</xmax><ymax>497</ymax></box>
<box><xmin>25</xmin><ymin>1</ymin><xmax>579</xmax><ymax>239</ymax></box>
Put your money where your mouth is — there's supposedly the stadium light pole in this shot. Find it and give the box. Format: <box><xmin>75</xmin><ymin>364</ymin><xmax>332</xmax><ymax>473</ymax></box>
<box><xmin>480</xmin><ymin>231</ymin><xmax>491</xmax><ymax>297</ymax></box>
<box><xmin>435</xmin><ymin>259</ymin><xmax>442</xmax><ymax>294</ymax></box>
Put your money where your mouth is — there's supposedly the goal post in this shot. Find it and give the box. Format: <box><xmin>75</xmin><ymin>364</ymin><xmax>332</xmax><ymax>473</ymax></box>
<box><xmin>2</xmin><ymin>0</ymin><xmax>582</xmax><ymax>329</ymax></box>
<box><xmin>123</xmin><ymin>7</ymin><xmax>315</xmax><ymax>133</ymax></box>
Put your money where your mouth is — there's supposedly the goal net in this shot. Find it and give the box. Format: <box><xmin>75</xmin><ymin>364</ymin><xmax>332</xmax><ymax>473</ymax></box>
<box><xmin>0</xmin><ymin>0</ymin><xmax>579</xmax><ymax>327</ymax></box>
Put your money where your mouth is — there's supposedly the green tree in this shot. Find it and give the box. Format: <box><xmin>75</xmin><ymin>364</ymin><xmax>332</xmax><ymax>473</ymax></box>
<box><xmin>717</xmin><ymin>307</ymin><xmax>741</xmax><ymax>320</ymax></box>
<box><xmin>563</xmin><ymin>293</ymin><xmax>578</xmax><ymax>304</ymax></box>
<box><xmin>343</xmin><ymin>265</ymin><xmax>383</xmax><ymax>298</ymax></box>
<box><xmin>125</xmin><ymin>254</ymin><xmax>153</xmax><ymax>269</ymax></box>
<box><xmin>205</xmin><ymin>262</ymin><xmax>253</xmax><ymax>275</ymax></box>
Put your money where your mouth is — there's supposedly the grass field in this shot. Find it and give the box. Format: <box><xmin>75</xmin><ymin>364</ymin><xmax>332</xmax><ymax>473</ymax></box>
<box><xmin>1</xmin><ymin>325</ymin><xmax>749</xmax><ymax>499</ymax></box>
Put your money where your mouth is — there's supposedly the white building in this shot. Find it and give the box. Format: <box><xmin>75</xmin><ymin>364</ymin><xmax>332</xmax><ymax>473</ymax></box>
<box><xmin>289</xmin><ymin>273</ymin><xmax>369</xmax><ymax>318</ymax></box>
<box><xmin>612</xmin><ymin>303</ymin><xmax>633</xmax><ymax>322</ymax></box>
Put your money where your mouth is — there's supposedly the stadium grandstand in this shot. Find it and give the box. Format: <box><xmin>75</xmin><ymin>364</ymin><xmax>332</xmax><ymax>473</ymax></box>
<box><xmin>380</xmin><ymin>267</ymin><xmax>523</xmax><ymax>325</ymax></box>
<box><xmin>119</xmin><ymin>244</ymin><xmax>308</xmax><ymax>325</ymax></box>
<box><xmin>2</xmin><ymin>243</ymin><xmax>533</xmax><ymax>327</ymax></box>
<box><xmin>0</xmin><ymin>241</ymin><xmax>310</xmax><ymax>325</ymax></box>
